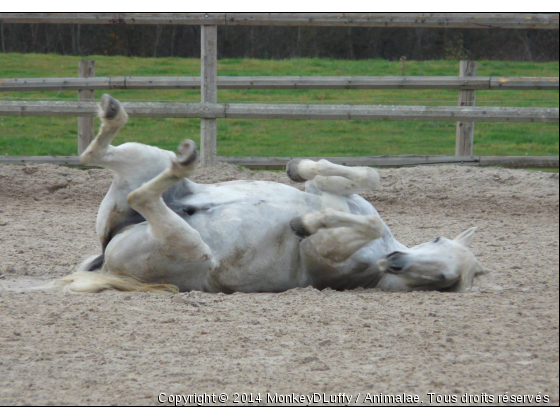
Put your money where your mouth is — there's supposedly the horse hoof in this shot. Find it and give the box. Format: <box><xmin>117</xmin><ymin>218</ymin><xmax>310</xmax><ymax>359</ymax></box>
<box><xmin>177</xmin><ymin>140</ymin><xmax>198</xmax><ymax>167</ymax></box>
<box><xmin>290</xmin><ymin>216</ymin><xmax>312</xmax><ymax>238</ymax></box>
<box><xmin>100</xmin><ymin>94</ymin><xmax>122</xmax><ymax>120</ymax></box>
<box><xmin>286</xmin><ymin>159</ymin><xmax>307</xmax><ymax>183</ymax></box>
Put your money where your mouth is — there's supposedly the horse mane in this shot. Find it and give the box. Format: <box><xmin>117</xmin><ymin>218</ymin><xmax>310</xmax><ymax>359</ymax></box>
<box><xmin>447</xmin><ymin>255</ymin><xmax>488</xmax><ymax>293</ymax></box>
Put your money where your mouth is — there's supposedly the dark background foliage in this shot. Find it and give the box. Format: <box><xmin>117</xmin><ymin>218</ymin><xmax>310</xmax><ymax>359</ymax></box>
<box><xmin>1</xmin><ymin>23</ymin><xmax>558</xmax><ymax>61</ymax></box>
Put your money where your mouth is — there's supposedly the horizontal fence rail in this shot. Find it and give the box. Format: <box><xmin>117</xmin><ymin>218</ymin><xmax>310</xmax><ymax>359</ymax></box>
<box><xmin>219</xmin><ymin>155</ymin><xmax>560</xmax><ymax>169</ymax></box>
<box><xmin>0</xmin><ymin>101</ymin><xmax>557</xmax><ymax>123</ymax></box>
<box><xmin>1</xmin><ymin>155</ymin><xmax>557</xmax><ymax>169</ymax></box>
<box><xmin>1</xmin><ymin>76</ymin><xmax>559</xmax><ymax>91</ymax></box>
<box><xmin>0</xmin><ymin>13</ymin><xmax>558</xmax><ymax>29</ymax></box>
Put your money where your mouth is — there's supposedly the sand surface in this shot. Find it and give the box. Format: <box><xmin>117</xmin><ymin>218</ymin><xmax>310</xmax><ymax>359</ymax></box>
<box><xmin>0</xmin><ymin>163</ymin><xmax>558</xmax><ymax>406</ymax></box>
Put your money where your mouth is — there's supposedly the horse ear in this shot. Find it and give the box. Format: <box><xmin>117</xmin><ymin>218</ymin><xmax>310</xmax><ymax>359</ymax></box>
<box><xmin>454</xmin><ymin>227</ymin><xmax>478</xmax><ymax>247</ymax></box>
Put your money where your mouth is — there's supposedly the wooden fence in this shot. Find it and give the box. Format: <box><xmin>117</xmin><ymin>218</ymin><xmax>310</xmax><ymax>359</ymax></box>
<box><xmin>2</xmin><ymin>76</ymin><xmax>559</xmax><ymax>91</ymax></box>
<box><xmin>1</xmin><ymin>13</ymin><xmax>558</xmax><ymax>29</ymax></box>
<box><xmin>0</xmin><ymin>13</ymin><xmax>558</xmax><ymax>169</ymax></box>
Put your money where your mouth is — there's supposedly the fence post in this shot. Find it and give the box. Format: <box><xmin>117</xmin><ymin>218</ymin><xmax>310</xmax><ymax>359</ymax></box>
<box><xmin>200</xmin><ymin>25</ymin><xmax>218</xmax><ymax>167</ymax></box>
<box><xmin>455</xmin><ymin>60</ymin><xmax>477</xmax><ymax>156</ymax></box>
<box><xmin>77</xmin><ymin>59</ymin><xmax>95</xmax><ymax>155</ymax></box>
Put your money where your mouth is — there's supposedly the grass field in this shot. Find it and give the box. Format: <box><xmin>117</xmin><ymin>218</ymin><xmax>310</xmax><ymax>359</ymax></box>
<box><xmin>0</xmin><ymin>53</ymin><xmax>558</xmax><ymax>159</ymax></box>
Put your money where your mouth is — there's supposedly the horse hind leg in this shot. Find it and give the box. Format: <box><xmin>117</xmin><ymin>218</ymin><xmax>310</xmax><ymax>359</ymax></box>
<box><xmin>80</xmin><ymin>94</ymin><xmax>193</xmax><ymax>254</ymax></box>
<box><xmin>80</xmin><ymin>94</ymin><xmax>129</xmax><ymax>168</ymax></box>
<box><xmin>81</xmin><ymin>94</ymin><xmax>175</xmax><ymax>179</ymax></box>
<box><xmin>125</xmin><ymin>140</ymin><xmax>213</xmax><ymax>265</ymax></box>
<box><xmin>287</xmin><ymin>159</ymin><xmax>380</xmax><ymax>196</ymax></box>
<box><xmin>49</xmin><ymin>140</ymin><xmax>205</xmax><ymax>294</ymax></box>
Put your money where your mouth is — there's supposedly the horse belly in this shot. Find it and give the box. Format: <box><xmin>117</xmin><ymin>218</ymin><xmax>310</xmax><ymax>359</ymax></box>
<box><xmin>192</xmin><ymin>204</ymin><xmax>309</xmax><ymax>293</ymax></box>
<box><xmin>209</xmin><ymin>230</ymin><xmax>304</xmax><ymax>293</ymax></box>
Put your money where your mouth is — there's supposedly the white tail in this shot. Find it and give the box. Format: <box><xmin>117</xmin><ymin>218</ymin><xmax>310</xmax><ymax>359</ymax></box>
<box><xmin>41</xmin><ymin>272</ymin><xmax>178</xmax><ymax>295</ymax></box>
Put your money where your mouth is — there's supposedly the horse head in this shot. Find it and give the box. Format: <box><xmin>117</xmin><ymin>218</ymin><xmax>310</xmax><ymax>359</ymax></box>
<box><xmin>378</xmin><ymin>227</ymin><xmax>487</xmax><ymax>292</ymax></box>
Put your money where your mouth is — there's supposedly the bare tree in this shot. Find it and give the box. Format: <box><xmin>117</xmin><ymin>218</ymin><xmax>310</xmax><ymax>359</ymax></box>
<box><xmin>153</xmin><ymin>25</ymin><xmax>162</xmax><ymax>57</ymax></box>
<box><xmin>1</xmin><ymin>21</ymin><xmax>5</xmax><ymax>53</ymax></box>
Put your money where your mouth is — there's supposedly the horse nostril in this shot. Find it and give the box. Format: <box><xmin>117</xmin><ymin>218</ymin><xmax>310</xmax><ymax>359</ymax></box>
<box><xmin>387</xmin><ymin>251</ymin><xmax>403</xmax><ymax>258</ymax></box>
<box><xmin>378</xmin><ymin>258</ymin><xmax>405</xmax><ymax>273</ymax></box>
<box><xmin>382</xmin><ymin>251</ymin><xmax>408</xmax><ymax>274</ymax></box>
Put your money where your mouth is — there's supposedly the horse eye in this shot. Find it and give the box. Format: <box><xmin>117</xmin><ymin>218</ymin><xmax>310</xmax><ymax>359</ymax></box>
<box><xmin>434</xmin><ymin>237</ymin><xmax>441</xmax><ymax>243</ymax></box>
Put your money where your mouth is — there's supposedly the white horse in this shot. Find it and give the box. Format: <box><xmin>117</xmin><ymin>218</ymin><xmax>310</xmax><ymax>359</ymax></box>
<box><xmin>52</xmin><ymin>95</ymin><xmax>486</xmax><ymax>294</ymax></box>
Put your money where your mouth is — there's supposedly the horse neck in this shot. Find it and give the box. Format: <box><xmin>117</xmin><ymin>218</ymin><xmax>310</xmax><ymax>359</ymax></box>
<box><xmin>380</xmin><ymin>220</ymin><xmax>409</xmax><ymax>253</ymax></box>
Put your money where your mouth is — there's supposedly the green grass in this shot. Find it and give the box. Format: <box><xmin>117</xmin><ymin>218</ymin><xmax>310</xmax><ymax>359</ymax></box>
<box><xmin>0</xmin><ymin>53</ymin><xmax>558</xmax><ymax>158</ymax></box>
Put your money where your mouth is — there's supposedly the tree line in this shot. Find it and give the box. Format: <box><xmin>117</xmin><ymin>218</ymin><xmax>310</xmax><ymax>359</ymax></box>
<box><xmin>1</xmin><ymin>23</ymin><xmax>558</xmax><ymax>61</ymax></box>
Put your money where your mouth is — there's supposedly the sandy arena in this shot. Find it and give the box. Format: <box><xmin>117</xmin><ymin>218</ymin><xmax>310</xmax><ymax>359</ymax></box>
<box><xmin>0</xmin><ymin>162</ymin><xmax>558</xmax><ymax>406</ymax></box>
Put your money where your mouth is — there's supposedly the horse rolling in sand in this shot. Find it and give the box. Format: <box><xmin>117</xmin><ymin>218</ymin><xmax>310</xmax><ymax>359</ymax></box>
<box><xmin>50</xmin><ymin>95</ymin><xmax>486</xmax><ymax>294</ymax></box>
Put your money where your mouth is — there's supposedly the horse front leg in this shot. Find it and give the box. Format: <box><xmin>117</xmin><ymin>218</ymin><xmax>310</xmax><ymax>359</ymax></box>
<box><xmin>292</xmin><ymin>209</ymin><xmax>384</xmax><ymax>263</ymax></box>
<box><xmin>287</xmin><ymin>159</ymin><xmax>380</xmax><ymax>196</ymax></box>
<box><xmin>292</xmin><ymin>210</ymin><xmax>385</xmax><ymax>290</ymax></box>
